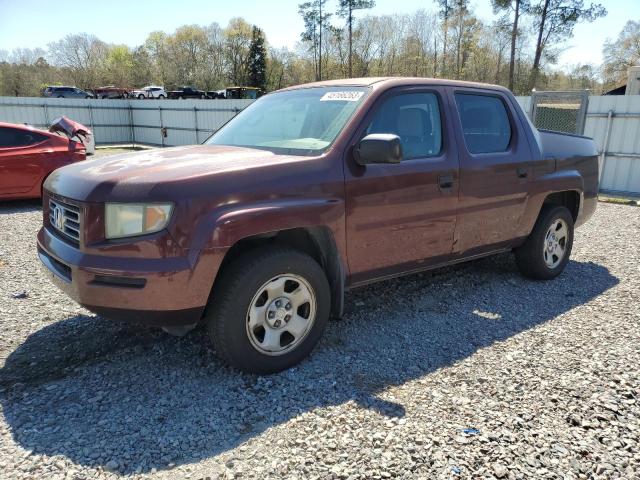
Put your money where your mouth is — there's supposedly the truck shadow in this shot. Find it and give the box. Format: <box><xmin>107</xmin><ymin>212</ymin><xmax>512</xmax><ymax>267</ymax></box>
<box><xmin>0</xmin><ymin>254</ymin><xmax>618</xmax><ymax>474</ymax></box>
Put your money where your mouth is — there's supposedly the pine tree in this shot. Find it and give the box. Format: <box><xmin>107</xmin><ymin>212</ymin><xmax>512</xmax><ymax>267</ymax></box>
<box><xmin>337</xmin><ymin>0</ymin><xmax>375</xmax><ymax>78</ymax></box>
<box><xmin>248</xmin><ymin>26</ymin><xmax>267</xmax><ymax>91</ymax></box>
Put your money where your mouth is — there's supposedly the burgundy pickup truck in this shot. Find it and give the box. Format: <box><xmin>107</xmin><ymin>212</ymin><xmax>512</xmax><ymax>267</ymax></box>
<box><xmin>37</xmin><ymin>78</ymin><xmax>598</xmax><ymax>373</ymax></box>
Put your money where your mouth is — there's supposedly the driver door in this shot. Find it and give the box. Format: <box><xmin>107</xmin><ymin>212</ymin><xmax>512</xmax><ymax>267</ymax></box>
<box><xmin>344</xmin><ymin>87</ymin><xmax>460</xmax><ymax>285</ymax></box>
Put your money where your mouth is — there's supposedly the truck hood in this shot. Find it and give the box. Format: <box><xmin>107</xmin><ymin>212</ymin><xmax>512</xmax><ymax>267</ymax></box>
<box><xmin>44</xmin><ymin>145</ymin><xmax>313</xmax><ymax>202</ymax></box>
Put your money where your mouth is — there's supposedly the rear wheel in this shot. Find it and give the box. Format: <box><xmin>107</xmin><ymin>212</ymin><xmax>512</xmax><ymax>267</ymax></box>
<box><xmin>205</xmin><ymin>247</ymin><xmax>330</xmax><ymax>374</ymax></box>
<box><xmin>515</xmin><ymin>205</ymin><xmax>574</xmax><ymax>280</ymax></box>
<box><xmin>138</xmin><ymin>94</ymin><xmax>144</xmax><ymax>99</ymax></box>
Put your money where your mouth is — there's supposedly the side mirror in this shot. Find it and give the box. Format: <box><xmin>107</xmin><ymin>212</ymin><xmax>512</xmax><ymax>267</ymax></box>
<box><xmin>355</xmin><ymin>134</ymin><xmax>403</xmax><ymax>165</ymax></box>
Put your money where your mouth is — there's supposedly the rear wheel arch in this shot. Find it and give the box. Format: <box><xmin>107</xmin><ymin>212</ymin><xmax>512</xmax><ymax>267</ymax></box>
<box><xmin>208</xmin><ymin>226</ymin><xmax>345</xmax><ymax>320</ymax></box>
<box><xmin>542</xmin><ymin>190</ymin><xmax>581</xmax><ymax>222</ymax></box>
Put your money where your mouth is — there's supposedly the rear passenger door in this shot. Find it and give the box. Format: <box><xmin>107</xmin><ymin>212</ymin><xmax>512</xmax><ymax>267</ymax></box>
<box><xmin>449</xmin><ymin>88</ymin><xmax>533</xmax><ymax>254</ymax></box>
<box><xmin>345</xmin><ymin>87</ymin><xmax>459</xmax><ymax>283</ymax></box>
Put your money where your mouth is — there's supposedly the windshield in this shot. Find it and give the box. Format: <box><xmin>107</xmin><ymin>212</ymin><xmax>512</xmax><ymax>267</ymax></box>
<box><xmin>206</xmin><ymin>86</ymin><xmax>369</xmax><ymax>155</ymax></box>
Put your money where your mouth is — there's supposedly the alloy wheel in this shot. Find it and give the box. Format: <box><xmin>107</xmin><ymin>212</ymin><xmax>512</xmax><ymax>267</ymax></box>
<box><xmin>543</xmin><ymin>218</ymin><xmax>569</xmax><ymax>268</ymax></box>
<box><xmin>246</xmin><ymin>274</ymin><xmax>317</xmax><ymax>356</ymax></box>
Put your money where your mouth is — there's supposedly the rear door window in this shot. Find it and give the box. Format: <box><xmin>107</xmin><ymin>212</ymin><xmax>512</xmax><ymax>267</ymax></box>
<box><xmin>365</xmin><ymin>92</ymin><xmax>442</xmax><ymax>160</ymax></box>
<box><xmin>454</xmin><ymin>93</ymin><xmax>512</xmax><ymax>154</ymax></box>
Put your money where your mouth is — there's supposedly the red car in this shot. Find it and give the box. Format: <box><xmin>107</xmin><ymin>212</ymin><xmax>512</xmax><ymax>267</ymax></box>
<box><xmin>0</xmin><ymin>119</ymin><xmax>89</xmax><ymax>200</ymax></box>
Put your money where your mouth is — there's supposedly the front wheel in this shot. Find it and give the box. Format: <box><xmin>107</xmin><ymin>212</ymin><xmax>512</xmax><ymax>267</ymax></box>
<box><xmin>515</xmin><ymin>205</ymin><xmax>574</xmax><ymax>280</ymax></box>
<box><xmin>205</xmin><ymin>247</ymin><xmax>330</xmax><ymax>374</ymax></box>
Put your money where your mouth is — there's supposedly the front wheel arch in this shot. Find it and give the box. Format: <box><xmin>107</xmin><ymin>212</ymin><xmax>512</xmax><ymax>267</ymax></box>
<box><xmin>206</xmin><ymin>227</ymin><xmax>345</xmax><ymax>321</ymax></box>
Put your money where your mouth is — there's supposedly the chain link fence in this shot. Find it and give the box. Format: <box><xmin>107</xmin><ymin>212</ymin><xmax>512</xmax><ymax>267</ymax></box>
<box><xmin>529</xmin><ymin>90</ymin><xmax>589</xmax><ymax>135</ymax></box>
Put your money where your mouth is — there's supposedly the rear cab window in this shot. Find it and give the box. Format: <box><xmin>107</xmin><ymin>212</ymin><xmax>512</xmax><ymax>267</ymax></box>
<box><xmin>454</xmin><ymin>93</ymin><xmax>512</xmax><ymax>154</ymax></box>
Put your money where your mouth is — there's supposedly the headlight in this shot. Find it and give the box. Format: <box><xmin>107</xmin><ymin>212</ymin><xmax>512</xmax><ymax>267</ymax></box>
<box><xmin>105</xmin><ymin>203</ymin><xmax>173</xmax><ymax>239</ymax></box>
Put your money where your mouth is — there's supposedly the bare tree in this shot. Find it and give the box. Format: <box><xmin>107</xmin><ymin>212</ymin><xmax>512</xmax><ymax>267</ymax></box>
<box><xmin>602</xmin><ymin>20</ymin><xmax>640</xmax><ymax>88</ymax></box>
<box><xmin>337</xmin><ymin>0</ymin><xmax>375</xmax><ymax>77</ymax></box>
<box><xmin>47</xmin><ymin>33</ymin><xmax>108</xmax><ymax>87</ymax></box>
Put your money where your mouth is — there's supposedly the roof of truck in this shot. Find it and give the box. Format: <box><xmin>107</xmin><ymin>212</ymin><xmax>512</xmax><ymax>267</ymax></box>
<box><xmin>279</xmin><ymin>77</ymin><xmax>510</xmax><ymax>93</ymax></box>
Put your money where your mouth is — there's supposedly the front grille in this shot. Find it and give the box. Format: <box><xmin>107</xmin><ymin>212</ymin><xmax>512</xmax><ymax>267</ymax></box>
<box><xmin>49</xmin><ymin>198</ymin><xmax>81</xmax><ymax>243</ymax></box>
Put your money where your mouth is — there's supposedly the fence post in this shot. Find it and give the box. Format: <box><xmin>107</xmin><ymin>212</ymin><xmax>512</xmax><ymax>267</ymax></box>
<box><xmin>88</xmin><ymin>101</ymin><xmax>95</xmax><ymax>139</ymax></box>
<box><xmin>159</xmin><ymin>105</ymin><xmax>164</xmax><ymax>147</ymax></box>
<box><xmin>193</xmin><ymin>106</ymin><xmax>199</xmax><ymax>144</ymax></box>
<box><xmin>43</xmin><ymin>103</ymin><xmax>49</xmax><ymax>125</ymax></box>
<box><xmin>128</xmin><ymin>102</ymin><xmax>135</xmax><ymax>148</ymax></box>
<box><xmin>599</xmin><ymin>109</ymin><xmax>613</xmax><ymax>183</ymax></box>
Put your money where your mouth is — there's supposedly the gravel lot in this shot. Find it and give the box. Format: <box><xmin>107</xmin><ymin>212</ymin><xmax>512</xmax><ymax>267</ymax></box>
<box><xmin>0</xmin><ymin>199</ymin><xmax>638</xmax><ymax>480</ymax></box>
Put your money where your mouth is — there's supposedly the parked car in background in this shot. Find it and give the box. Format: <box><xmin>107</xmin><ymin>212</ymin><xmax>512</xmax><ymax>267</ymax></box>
<box><xmin>37</xmin><ymin>77</ymin><xmax>599</xmax><ymax>374</ymax></box>
<box><xmin>130</xmin><ymin>86</ymin><xmax>166</xmax><ymax>99</ymax></box>
<box><xmin>207</xmin><ymin>87</ymin><xmax>264</xmax><ymax>99</ymax></box>
<box><xmin>168</xmin><ymin>86</ymin><xmax>206</xmax><ymax>99</ymax></box>
<box><xmin>43</xmin><ymin>86</ymin><xmax>94</xmax><ymax>99</ymax></box>
<box><xmin>92</xmin><ymin>86</ymin><xmax>129</xmax><ymax>99</ymax></box>
<box><xmin>0</xmin><ymin>120</ymin><xmax>88</xmax><ymax>200</ymax></box>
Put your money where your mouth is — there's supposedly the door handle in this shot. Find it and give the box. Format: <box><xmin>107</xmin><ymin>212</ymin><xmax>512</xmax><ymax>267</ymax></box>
<box><xmin>439</xmin><ymin>174</ymin><xmax>454</xmax><ymax>190</ymax></box>
<box><xmin>516</xmin><ymin>167</ymin><xmax>528</xmax><ymax>178</ymax></box>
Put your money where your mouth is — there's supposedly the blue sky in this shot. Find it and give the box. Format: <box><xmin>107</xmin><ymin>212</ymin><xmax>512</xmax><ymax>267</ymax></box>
<box><xmin>0</xmin><ymin>0</ymin><xmax>628</xmax><ymax>69</ymax></box>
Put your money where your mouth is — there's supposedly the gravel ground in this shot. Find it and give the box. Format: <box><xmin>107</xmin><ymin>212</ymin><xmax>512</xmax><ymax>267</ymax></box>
<box><xmin>0</xmin><ymin>200</ymin><xmax>638</xmax><ymax>480</ymax></box>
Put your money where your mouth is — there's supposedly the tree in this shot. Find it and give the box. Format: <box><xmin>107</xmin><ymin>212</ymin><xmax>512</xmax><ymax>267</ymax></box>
<box><xmin>224</xmin><ymin>18</ymin><xmax>253</xmax><ymax>86</ymax></box>
<box><xmin>144</xmin><ymin>31</ymin><xmax>170</xmax><ymax>85</ymax></box>
<box><xmin>104</xmin><ymin>45</ymin><xmax>134</xmax><ymax>86</ymax></box>
<box><xmin>166</xmin><ymin>25</ymin><xmax>210</xmax><ymax>87</ymax></box>
<box><xmin>602</xmin><ymin>20</ymin><xmax>640</xmax><ymax>88</ymax></box>
<box><xmin>493</xmin><ymin>0</ymin><xmax>528</xmax><ymax>91</ymax></box>
<box><xmin>131</xmin><ymin>46</ymin><xmax>153</xmax><ymax>87</ymax></box>
<box><xmin>202</xmin><ymin>23</ymin><xmax>226</xmax><ymax>89</ymax></box>
<box><xmin>299</xmin><ymin>0</ymin><xmax>332</xmax><ymax>80</ymax></box>
<box><xmin>337</xmin><ymin>0</ymin><xmax>375</xmax><ymax>78</ymax></box>
<box><xmin>47</xmin><ymin>33</ymin><xmax>108</xmax><ymax>87</ymax></box>
<box><xmin>528</xmin><ymin>0</ymin><xmax>606</xmax><ymax>90</ymax></box>
<box><xmin>448</xmin><ymin>0</ymin><xmax>473</xmax><ymax>78</ymax></box>
<box><xmin>248</xmin><ymin>26</ymin><xmax>267</xmax><ymax>90</ymax></box>
<box><xmin>436</xmin><ymin>0</ymin><xmax>453</xmax><ymax>76</ymax></box>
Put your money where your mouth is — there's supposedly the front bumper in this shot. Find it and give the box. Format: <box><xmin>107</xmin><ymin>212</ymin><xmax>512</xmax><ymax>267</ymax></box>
<box><xmin>37</xmin><ymin>226</ymin><xmax>223</xmax><ymax>327</ymax></box>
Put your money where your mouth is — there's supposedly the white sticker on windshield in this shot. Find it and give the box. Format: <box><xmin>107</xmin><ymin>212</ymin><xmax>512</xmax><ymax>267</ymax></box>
<box><xmin>320</xmin><ymin>91</ymin><xmax>364</xmax><ymax>102</ymax></box>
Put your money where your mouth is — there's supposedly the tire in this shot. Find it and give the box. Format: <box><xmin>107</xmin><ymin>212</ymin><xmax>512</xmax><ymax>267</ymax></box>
<box><xmin>138</xmin><ymin>94</ymin><xmax>144</xmax><ymax>100</ymax></box>
<box><xmin>178</xmin><ymin>95</ymin><xmax>184</xmax><ymax>100</ymax></box>
<box><xmin>205</xmin><ymin>246</ymin><xmax>331</xmax><ymax>374</ymax></box>
<box><xmin>158</xmin><ymin>94</ymin><xmax>165</xmax><ymax>99</ymax></box>
<box><xmin>200</xmin><ymin>94</ymin><xmax>206</xmax><ymax>99</ymax></box>
<box><xmin>515</xmin><ymin>205</ymin><xmax>574</xmax><ymax>280</ymax></box>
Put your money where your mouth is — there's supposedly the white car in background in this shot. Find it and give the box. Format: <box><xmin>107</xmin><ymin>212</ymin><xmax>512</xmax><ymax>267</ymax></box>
<box><xmin>130</xmin><ymin>86</ymin><xmax>167</xmax><ymax>99</ymax></box>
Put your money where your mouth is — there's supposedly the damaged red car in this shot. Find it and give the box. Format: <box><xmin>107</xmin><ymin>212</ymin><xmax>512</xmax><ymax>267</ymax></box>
<box><xmin>0</xmin><ymin>117</ymin><xmax>93</xmax><ymax>200</ymax></box>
